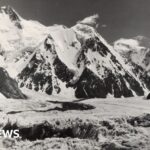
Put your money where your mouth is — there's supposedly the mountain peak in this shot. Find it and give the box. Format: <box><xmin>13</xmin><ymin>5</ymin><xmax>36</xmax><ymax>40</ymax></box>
<box><xmin>1</xmin><ymin>6</ymin><xmax>19</xmax><ymax>20</ymax></box>
<box><xmin>77</xmin><ymin>14</ymin><xmax>99</xmax><ymax>28</ymax></box>
<box><xmin>134</xmin><ymin>35</ymin><xmax>148</xmax><ymax>41</ymax></box>
<box><xmin>1</xmin><ymin>6</ymin><xmax>22</xmax><ymax>29</ymax></box>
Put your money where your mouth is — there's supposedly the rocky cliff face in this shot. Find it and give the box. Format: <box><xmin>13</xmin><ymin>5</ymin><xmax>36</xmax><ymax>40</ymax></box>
<box><xmin>0</xmin><ymin>67</ymin><xmax>26</xmax><ymax>99</ymax></box>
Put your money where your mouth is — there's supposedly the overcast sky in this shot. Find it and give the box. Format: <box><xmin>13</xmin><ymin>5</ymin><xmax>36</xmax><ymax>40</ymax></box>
<box><xmin>0</xmin><ymin>0</ymin><xmax>150</xmax><ymax>42</ymax></box>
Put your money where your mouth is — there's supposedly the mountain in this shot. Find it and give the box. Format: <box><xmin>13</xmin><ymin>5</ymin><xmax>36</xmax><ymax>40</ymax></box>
<box><xmin>114</xmin><ymin>36</ymin><xmax>150</xmax><ymax>93</ymax></box>
<box><xmin>0</xmin><ymin>7</ymin><xmax>146</xmax><ymax>98</ymax></box>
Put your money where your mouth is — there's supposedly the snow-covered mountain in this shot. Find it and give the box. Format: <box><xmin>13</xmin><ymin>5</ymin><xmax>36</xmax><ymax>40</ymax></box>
<box><xmin>114</xmin><ymin>36</ymin><xmax>150</xmax><ymax>69</ymax></box>
<box><xmin>114</xmin><ymin>36</ymin><xmax>150</xmax><ymax>92</ymax></box>
<box><xmin>0</xmin><ymin>6</ymin><xmax>146</xmax><ymax>98</ymax></box>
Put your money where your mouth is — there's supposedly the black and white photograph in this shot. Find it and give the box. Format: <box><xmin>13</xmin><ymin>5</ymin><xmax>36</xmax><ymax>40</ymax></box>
<box><xmin>0</xmin><ymin>0</ymin><xmax>150</xmax><ymax>149</ymax></box>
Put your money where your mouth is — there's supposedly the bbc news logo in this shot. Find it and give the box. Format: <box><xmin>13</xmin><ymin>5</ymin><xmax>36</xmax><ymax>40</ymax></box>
<box><xmin>0</xmin><ymin>130</ymin><xmax>20</xmax><ymax>138</ymax></box>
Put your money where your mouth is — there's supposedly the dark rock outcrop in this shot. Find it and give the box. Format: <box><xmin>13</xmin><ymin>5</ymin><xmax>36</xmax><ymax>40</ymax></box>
<box><xmin>146</xmin><ymin>93</ymin><xmax>150</xmax><ymax>99</ymax></box>
<box><xmin>0</xmin><ymin>67</ymin><xmax>26</xmax><ymax>99</ymax></box>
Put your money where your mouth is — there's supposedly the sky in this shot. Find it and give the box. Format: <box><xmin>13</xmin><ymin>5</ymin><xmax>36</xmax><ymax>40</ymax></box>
<box><xmin>0</xmin><ymin>0</ymin><xmax>150</xmax><ymax>42</ymax></box>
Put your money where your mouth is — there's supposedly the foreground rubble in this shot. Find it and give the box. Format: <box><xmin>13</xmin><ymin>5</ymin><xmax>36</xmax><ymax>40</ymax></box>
<box><xmin>0</xmin><ymin>89</ymin><xmax>150</xmax><ymax>150</ymax></box>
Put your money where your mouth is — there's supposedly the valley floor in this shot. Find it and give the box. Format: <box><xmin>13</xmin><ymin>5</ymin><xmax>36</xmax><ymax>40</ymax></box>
<box><xmin>0</xmin><ymin>89</ymin><xmax>150</xmax><ymax>149</ymax></box>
